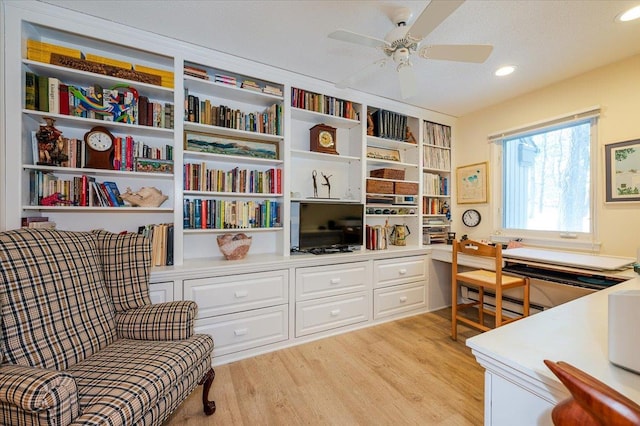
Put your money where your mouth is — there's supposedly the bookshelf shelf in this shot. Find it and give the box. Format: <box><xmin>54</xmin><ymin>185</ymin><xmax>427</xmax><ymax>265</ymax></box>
<box><xmin>183</xmin><ymin>121</ymin><xmax>283</xmax><ymax>141</ymax></box>
<box><xmin>291</xmin><ymin>107</ymin><xmax>361</xmax><ymax>129</ymax></box>
<box><xmin>422</xmin><ymin>120</ymin><xmax>452</xmax><ymax>244</ymax></box>
<box><xmin>184</xmin><ymin>191</ymin><xmax>282</xmax><ymax>198</ymax></box>
<box><xmin>290</xmin><ymin>149</ymin><xmax>360</xmax><ymax>163</ymax></box>
<box><xmin>23</xmin><ymin>164</ymin><xmax>174</xmax><ymax>179</ymax></box>
<box><xmin>183</xmin><ymin>227</ymin><xmax>284</xmax><ymax>235</ymax></box>
<box><xmin>23</xmin><ymin>60</ymin><xmax>174</xmax><ymax>101</ymax></box>
<box><xmin>184</xmin><ymin>75</ymin><xmax>283</xmax><ymax>106</ymax></box>
<box><xmin>23</xmin><ymin>205</ymin><xmax>173</xmax><ymax>212</ymax></box>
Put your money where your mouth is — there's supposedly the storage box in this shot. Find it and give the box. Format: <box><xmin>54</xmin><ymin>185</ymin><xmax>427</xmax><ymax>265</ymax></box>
<box><xmin>370</xmin><ymin>168</ymin><xmax>405</xmax><ymax>180</ymax></box>
<box><xmin>366</xmin><ymin>179</ymin><xmax>394</xmax><ymax>194</ymax></box>
<box><xmin>394</xmin><ymin>182</ymin><xmax>419</xmax><ymax>195</ymax></box>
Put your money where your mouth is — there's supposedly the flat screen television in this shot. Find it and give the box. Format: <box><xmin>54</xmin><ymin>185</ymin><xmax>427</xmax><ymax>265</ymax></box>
<box><xmin>291</xmin><ymin>202</ymin><xmax>364</xmax><ymax>252</ymax></box>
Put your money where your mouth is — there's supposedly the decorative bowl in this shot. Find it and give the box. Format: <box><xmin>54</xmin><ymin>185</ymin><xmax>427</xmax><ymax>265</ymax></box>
<box><xmin>216</xmin><ymin>233</ymin><xmax>252</xmax><ymax>260</ymax></box>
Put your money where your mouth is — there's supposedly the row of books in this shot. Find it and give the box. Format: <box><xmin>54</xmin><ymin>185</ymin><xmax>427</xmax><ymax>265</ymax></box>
<box><xmin>423</xmin><ymin>145</ymin><xmax>451</xmax><ymax>171</ymax></box>
<box><xmin>25</xmin><ymin>72</ymin><xmax>174</xmax><ymax>128</ymax></box>
<box><xmin>423</xmin><ymin>173</ymin><xmax>449</xmax><ymax>196</ymax></box>
<box><xmin>138</xmin><ymin>223</ymin><xmax>174</xmax><ymax>266</ymax></box>
<box><xmin>369</xmin><ymin>109</ymin><xmax>409</xmax><ymax>142</ymax></box>
<box><xmin>30</xmin><ymin>171</ymin><xmax>125</xmax><ymax>207</ymax></box>
<box><xmin>365</xmin><ymin>224</ymin><xmax>389</xmax><ymax>250</ymax></box>
<box><xmin>291</xmin><ymin>88</ymin><xmax>359</xmax><ymax>120</ymax></box>
<box><xmin>423</xmin><ymin>121</ymin><xmax>452</xmax><ymax>148</ymax></box>
<box><xmin>184</xmin><ymin>92</ymin><xmax>283</xmax><ymax>135</ymax></box>
<box><xmin>184</xmin><ymin>64</ymin><xmax>283</xmax><ymax>96</ymax></box>
<box><xmin>184</xmin><ymin>164</ymin><xmax>282</xmax><ymax>194</ymax></box>
<box><xmin>423</xmin><ymin>197</ymin><xmax>450</xmax><ymax>215</ymax></box>
<box><xmin>183</xmin><ymin>199</ymin><xmax>281</xmax><ymax>230</ymax></box>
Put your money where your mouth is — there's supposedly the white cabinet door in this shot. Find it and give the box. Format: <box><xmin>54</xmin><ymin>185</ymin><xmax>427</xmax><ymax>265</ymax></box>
<box><xmin>374</xmin><ymin>281</ymin><xmax>425</xmax><ymax>319</ymax></box>
<box><xmin>149</xmin><ymin>281</ymin><xmax>174</xmax><ymax>304</ymax></box>
<box><xmin>295</xmin><ymin>261</ymin><xmax>370</xmax><ymax>301</ymax></box>
<box><xmin>184</xmin><ymin>270</ymin><xmax>288</xmax><ymax>318</ymax></box>
<box><xmin>374</xmin><ymin>255</ymin><xmax>427</xmax><ymax>288</ymax></box>
<box><xmin>295</xmin><ymin>292</ymin><xmax>369</xmax><ymax>337</ymax></box>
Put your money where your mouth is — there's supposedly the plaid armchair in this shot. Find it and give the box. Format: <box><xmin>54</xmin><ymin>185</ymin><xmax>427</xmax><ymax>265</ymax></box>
<box><xmin>0</xmin><ymin>229</ymin><xmax>216</xmax><ymax>425</ymax></box>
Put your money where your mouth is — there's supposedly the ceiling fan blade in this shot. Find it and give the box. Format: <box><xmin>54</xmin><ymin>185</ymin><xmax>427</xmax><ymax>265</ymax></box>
<box><xmin>397</xmin><ymin>65</ymin><xmax>417</xmax><ymax>99</ymax></box>
<box><xmin>419</xmin><ymin>44</ymin><xmax>493</xmax><ymax>63</ymax></box>
<box><xmin>408</xmin><ymin>0</ymin><xmax>465</xmax><ymax>40</ymax></box>
<box><xmin>336</xmin><ymin>59</ymin><xmax>388</xmax><ymax>89</ymax></box>
<box><xmin>328</xmin><ymin>29</ymin><xmax>388</xmax><ymax>49</ymax></box>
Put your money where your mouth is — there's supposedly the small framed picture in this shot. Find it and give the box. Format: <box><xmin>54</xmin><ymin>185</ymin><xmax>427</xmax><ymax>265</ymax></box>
<box><xmin>184</xmin><ymin>130</ymin><xmax>279</xmax><ymax>160</ymax></box>
<box><xmin>456</xmin><ymin>161</ymin><xmax>489</xmax><ymax>204</ymax></box>
<box><xmin>134</xmin><ymin>158</ymin><xmax>174</xmax><ymax>174</ymax></box>
<box><xmin>366</xmin><ymin>145</ymin><xmax>401</xmax><ymax>162</ymax></box>
<box><xmin>605</xmin><ymin>138</ymin><xmax>640</xmax><ymax>203</ymax></box>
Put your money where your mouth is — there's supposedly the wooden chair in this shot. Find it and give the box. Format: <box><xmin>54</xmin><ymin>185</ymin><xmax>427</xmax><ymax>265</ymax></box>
<box><xmin>544</xmin><ymin>360</ymin><xmax>640</xmax><ymax>425</ymax></box>
<box><xmin>451</xmin><ymin>239</ymin><xmax>530</xmax><ymax>340</ymax></box>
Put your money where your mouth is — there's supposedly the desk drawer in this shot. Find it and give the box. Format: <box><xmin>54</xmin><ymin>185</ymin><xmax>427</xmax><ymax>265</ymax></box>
<box><xmin>195</xmin><ymin>304</ymin><xmax>288</xmax><ymax>357</ymax></box>
<box><xmin>374</xmin><ymin>256</ymin><xmax>426</xmax><ymax>288</ymax></box>
<box><xmin>296</xmin><ymin>261</ymin><xmax>370</xmax><ymax>301</ymax></box>
<box><xmin>374</xmin><ymin>282</ymin><xmax>426</xmax><ymax>319</ymax></box>
<box><xmin>184</xmin><ymin>270</ymin><xmax>288</xmax><ymax>318</ymax></box>
<box><xmin>295</xmin><ymin>292</ymin><xmax>369</xmax><ymax>337</ymax></box>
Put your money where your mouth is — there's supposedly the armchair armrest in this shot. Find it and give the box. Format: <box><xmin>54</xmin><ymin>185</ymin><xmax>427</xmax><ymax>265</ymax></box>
<box><xmin>0</xmin><ymin>364</ymin><xmax>78</xmax><ymax>424</ymax></box>
<box><xmin>115</xmin><ymin>301</ymin><xmax>198</xmax><ymax>341</ymax></box>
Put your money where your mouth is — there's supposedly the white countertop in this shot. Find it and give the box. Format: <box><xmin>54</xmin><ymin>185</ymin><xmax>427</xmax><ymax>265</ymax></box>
<box><xmin>466</xmin><ymin>276</ymin><xmax>640</xmax><ymax>403</ymax></box>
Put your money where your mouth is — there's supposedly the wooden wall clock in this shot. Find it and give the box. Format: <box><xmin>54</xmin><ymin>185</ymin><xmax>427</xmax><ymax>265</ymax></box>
<box><xmin>84</xmin><ymin>126</ymin><xmax>115</xmax><ymax>169</ymax></box>
<box><xmin>310</xmin><ymin>123</ymin><xmax>338</xmax><ymax>155</ymax></box>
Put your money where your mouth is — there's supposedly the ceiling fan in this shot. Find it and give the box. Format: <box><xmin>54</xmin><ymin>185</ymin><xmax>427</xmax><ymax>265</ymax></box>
<box><xmin>328</xmin><ymin>0</ymin><xmax>493</xmax><ymax>99</ymax></box>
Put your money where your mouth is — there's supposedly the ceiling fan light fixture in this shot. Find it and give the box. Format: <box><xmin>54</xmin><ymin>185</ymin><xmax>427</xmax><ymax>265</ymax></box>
<box><xmin>616</xmin><ymin>5</ymin><xmax>640</xmax><ymax>22</ymax></box>
<box><xmin>495</xmin><ymin>65</ymin><xmax>516</xmax><ymax>77</ymax></box>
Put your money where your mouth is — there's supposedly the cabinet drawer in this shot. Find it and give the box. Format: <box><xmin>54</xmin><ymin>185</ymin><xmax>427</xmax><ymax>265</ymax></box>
<box><xmin>374</xmin><ymin>256</ymin><xmax>426</xmax><ymax>288</ymax></box>
<box><xmin>149</xmin><ymin>281</ymin><xmax>173</xmax><ymax>304</ymax></box>
<box><xmin>195</xmin><ymin>304</ymin><xmax>288</xmax><ymax>357</ymax></box>
<box><xmin>296</xmin><ymin>261</ymin><xmax>370</xmax><ymax>301</ymax></box>
<box><xmin>295</xmin><ymin>292</ymin><xmax>369</xmax><ymax>337</ymax></box>
<box><xmin>184</xmin><ymin>270</ymin><xmax>288</xmax><ymax>318</ymax></box>
<box><xmin>374</xmin><ymin>282</ymin><xmax>426</xmax><ymax>319</ymax></box>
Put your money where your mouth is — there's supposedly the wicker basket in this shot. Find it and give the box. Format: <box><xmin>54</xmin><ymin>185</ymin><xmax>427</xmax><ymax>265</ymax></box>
<box><xmin>216</xmin><ymin>233</ymin><xmax>252</xmax><ymax>260</ymax></box>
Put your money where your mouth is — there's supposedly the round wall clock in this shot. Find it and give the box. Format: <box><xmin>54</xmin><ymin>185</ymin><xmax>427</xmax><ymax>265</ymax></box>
<box><xmin>310</xmin><ymin>123</ymin><xmax>338</xmax><ymax>155</ymax></box>
<box><xmin>462</xmin><ymin>209</ymin><xmax>481</xmax><ymax>227</ymax></box>
<box><xmin>84</xmin><ymin>126</ymin><xmax>115</xmax><ymax>170</ymax></box>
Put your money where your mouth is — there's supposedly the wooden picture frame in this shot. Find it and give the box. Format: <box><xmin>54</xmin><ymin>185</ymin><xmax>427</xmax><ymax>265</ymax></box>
<box><xmin>605</xmin><ymin>139</ymin><xmax>640</xmax><ymax>203</ymax></box>
<box><xmin>366</xmin><ymin>145</ymin><xmax>401</xmax><ymax>162</ymax></box>
<box><xmin>184</xmin><ymin>131</ymin><xmax>279</xmax><ymax>160</ymax></box>
<box><xmin>456</xmin><ymin>161</ymin><xmax>488</xmax><ymax>204</ymax></box>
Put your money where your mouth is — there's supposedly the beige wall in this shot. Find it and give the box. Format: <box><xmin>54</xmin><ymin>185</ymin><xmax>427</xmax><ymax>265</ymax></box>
<box><xmin>455</xmin><ymin>54</ymin><xmax>640</xmax><ymax>257</ymax></box>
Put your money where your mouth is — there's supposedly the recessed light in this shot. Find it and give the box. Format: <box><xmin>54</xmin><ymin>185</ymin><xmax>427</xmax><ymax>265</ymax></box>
<box><xmin>616</xmin><ymin>5</ymin><xmax>640</xmax><ymax>22</ymax></box>
<box><xmin>495</xmin><ymin>65</ymin><xmax>516</xmax><ymax>77</ymax></box>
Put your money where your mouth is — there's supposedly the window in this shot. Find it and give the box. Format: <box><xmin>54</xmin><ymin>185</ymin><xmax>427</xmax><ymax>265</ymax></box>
<box><xmin>491</xmin><ymin>109</ymin><xmax>598</xmax><ymax>243</ymax></box>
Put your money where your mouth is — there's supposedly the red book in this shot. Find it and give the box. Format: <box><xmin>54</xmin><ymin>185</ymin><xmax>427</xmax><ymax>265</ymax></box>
<box><xmin>125</xmin><ymin>136</ymin><xmax>134</xmax><ymax>171</ymax></box>
<box><xmin>201</xmin><ymin>200</ymin><xmax>207</xmax><ymax>229</ymax></box>
<box><xmin>81</xmin><ymin>175</ymin><xmax>88</xmax><ymax>207</ymax></box>
<box><xmin>58</xmin><ymin>83</ymin><xmax>69</xmax><ymax>115</ymax></box>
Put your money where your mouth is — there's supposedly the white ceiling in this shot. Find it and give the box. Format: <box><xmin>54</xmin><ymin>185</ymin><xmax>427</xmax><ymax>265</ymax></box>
<box><xmin>39</xmin><ymin>0</ymin><xmax>640</xmax><ymax>117</ymax></box>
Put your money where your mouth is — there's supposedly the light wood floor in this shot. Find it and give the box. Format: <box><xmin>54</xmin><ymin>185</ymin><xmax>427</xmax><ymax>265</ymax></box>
<box><xmin>164</xmin><ymin>308</ymin><xmax>483</xmax><ymax>425</ymax></box>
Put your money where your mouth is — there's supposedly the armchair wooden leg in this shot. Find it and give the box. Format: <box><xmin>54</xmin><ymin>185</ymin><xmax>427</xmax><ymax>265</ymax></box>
<box><xmin>199</xmin><ymin>367</ymin><xmax>216</xmax><ymax>415</ymax></box>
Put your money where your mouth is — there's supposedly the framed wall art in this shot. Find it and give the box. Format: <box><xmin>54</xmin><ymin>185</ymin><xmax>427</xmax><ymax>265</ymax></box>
<box><xmin>605</xmin><ymin>138</ymin><xmax>640</xmax><ymax>203</ymax></box>
<box><xmin>183</xmin><ymin>131</ymin><xmax>279</xmax><ymax>160</ymax></box>
<box><xmin>366</xmin><ymin>145</ymin><xmax>401</xmax><ymax>162</ymax></box>
<box><xmin>456</xmin><ymin>161</ymin><xmax>488</xmax><ymax>204</ymax></box>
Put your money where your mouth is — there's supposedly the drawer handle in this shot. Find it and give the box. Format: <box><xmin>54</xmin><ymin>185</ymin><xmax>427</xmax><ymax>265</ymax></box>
<box><xmin>234</xmin><ymin>290</ymin><xmax>249</xmax><ymax>298</ymax></box>
<box><xmin>330</xmin><ymin>278</ymin><xmax>341</xmax><ymax>285</ymax></box>
<box><xmin>399</xmin><ymin>296</ymin><xmax>408</xmax><ymax>303</ymax></box>
<box><xmin>234</xmin><ymin>328</ymin><xmax>248</xmax><ymax>336</ymax></box>
<box><xmin>398</xmin><ymin>269</ymin><xmax>407</xmax><ymax>275</ymax></box>
<box><xmin>330</xmin><ymin>309</ymin><xmax>341</xmax><ymax>317</ymax></box>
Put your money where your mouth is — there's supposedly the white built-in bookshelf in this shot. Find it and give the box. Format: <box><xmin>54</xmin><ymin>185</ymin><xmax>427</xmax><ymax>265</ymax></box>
<box><xmin>3</xmin><ymin>1</ymin><xmax>456</xmax><ymax>267</ymax></box>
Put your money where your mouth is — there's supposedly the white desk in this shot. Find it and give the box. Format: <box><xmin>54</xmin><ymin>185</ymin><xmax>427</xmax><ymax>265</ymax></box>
<box><xmin>466</xmin><ymin>276</ymin><xmax>640</xmax><ymax>426</ymax></box>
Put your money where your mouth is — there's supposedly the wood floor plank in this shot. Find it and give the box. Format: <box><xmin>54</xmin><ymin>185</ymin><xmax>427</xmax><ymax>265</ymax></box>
<box><xmin>164</xmin><ymin>309</ymin><xmax>483</xmax><ymax>425</ymax></box>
